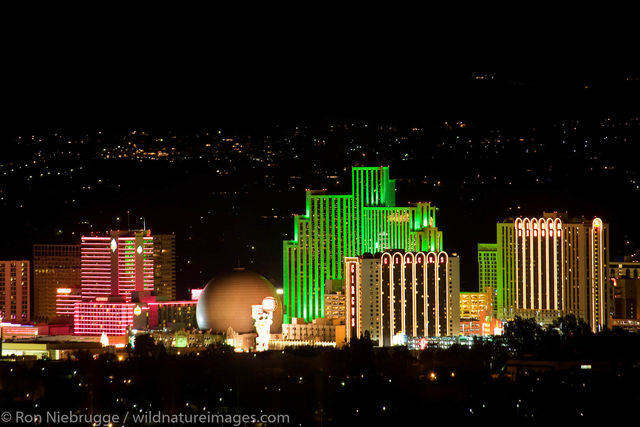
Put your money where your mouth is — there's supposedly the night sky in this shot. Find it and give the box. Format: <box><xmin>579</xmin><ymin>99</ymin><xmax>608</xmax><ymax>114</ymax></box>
<box><xmin>2</xmin><ymin>22</ymin><xmax>639</xmax><ymax>297</ymax></box>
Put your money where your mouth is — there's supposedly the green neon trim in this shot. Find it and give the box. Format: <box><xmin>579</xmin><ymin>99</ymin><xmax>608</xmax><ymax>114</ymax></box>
<box><xmin>283</xmin><ymin>167</ymin><xmax>445</xmax><ymax>322</ymax></box>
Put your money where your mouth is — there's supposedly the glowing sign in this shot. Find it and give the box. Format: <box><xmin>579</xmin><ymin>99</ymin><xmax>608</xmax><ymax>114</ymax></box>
<box><xmin>57</xmin><ymin>288</ymin><xmax>72</xmax><ymax>294</ymax></box>
<box><xmin>388</xmin><ymin>213</ymin><xmax>410</xmax><ymax>222</ymax></box>
<box><xmin>417</xmin><ymin>338</ymin><xmax>428</xmax><ymax>350</ymax></box>
<box><xmin>110</xmin><ymin>238</ymin><xmax>117</xmax><ymax>252</ymax></box>
<box><xmin>593</xmin><ymin>218</ymin><xmax>602</xmax><ymax>228</ymax></box>
<box><xmin>190</xmin><ymin>288</ymin><xmax>204</xmax><ymax>301</ymax></box>
<box><xmin>392</xmin><ymin>332</ymin><xmax>408</xmax><ymax>346</ymax></box>
<box><xmin>134</xmin><ymin>305</ymin><xmax>142</xmax><ymax>316</ymax></box>
<box><xmin>175</xmin><ymin>331</ymin><xmax>188</xmax><ymax>348</ymax></box>
<box><xmin>136</xmin><ymin>245</ymin><xmax>143</xmax><ymax>255</ymax></box>
<box><xmin>350</xmin><ymin>273</ymin><xmax>356</xmax><ymax>325</ymax></box>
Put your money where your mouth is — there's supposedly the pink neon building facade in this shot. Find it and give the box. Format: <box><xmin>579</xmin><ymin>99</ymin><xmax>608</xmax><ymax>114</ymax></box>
<box><xmin>72</xmin><ymin>230</ymin><xmax>155</xmax><ymax>336</ymax></box>
<box><xmin>81</xmin><ymin>230</ymin><xmax>154</xmax><ymax>301</ymax></box>
<box><xmin>74</xmin><ymin>300</ymin><xmax>136</xmax><ymax>336</ymax></box>
<box><xmin>55</xmin><ymin>287</ymin><xmax>82</xmax><ymax>318</ymax></box>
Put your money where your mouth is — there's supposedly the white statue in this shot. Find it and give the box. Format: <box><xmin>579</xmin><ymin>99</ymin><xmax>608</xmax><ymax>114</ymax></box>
<box><xmin>253</xmin><ymin>297</ymin><xmax>277</xmax><ymax>351</ymax></box>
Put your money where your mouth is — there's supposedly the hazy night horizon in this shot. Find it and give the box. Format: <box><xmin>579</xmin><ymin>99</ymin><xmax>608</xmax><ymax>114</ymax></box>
<box><xmin>1</xmin><ymin>21</ymin><xmax>640</xmax><ymax>425</ymax></box>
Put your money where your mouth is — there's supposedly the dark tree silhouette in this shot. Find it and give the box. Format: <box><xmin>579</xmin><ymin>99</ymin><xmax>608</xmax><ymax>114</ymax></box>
<box><xmin>133</xmin><ymin>334</ymin><xmax>157</xmax><ymax>358</ymax></box>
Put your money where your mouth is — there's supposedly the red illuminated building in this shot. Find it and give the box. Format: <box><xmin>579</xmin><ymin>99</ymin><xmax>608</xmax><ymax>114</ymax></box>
<box><xmin>81</xmin><ymin>230</ymin><xmax>154</xmax><ymax>301</ymax></box>
<box><xmin>74</xmin><ymin>299</ymin><xmax>136</xmax><ymax>336</ymax></box>
<box><xmin>55</xmin><ymin>287</ymin><xmax>82</xmax><ymax>318</ymax></box>
<box><xmin>71</xmin><ymin>230</ymin><xmax>155</xmax><ymax>337</ymax></box>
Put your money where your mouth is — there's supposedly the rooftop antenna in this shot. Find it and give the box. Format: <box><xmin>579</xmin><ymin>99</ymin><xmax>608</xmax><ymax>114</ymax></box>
<box><xmin>127</xmin><ymin>210</ymin><xmax>130</xmax><ymax>231</ymax></box>
<box><xmin>143</xmin><ymin>217</ymin><xmax>146</xmax><ymax>231</ymax></box>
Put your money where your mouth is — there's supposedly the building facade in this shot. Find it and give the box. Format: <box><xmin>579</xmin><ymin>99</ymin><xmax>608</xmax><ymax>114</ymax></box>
<box><xmin>477</xmin><ymin>243</ymin><xmax>498</xmax><ymax>310</ymax></box>
<box><xmin>281</xmin><ymin>317</ymin><xmax>344</xmax><ymax>343</ymax></box>
<box><xmin>459</xmin><ymin>315</ymin><xmax>504</xmax><ymax>337</ymax></box>
<box><xmin>55</xmin><ymin>287</ymin><xmax>82</xmax><ymax>319</ymax></box>
<box><xmin>324</xmin><ymin>292</ymin><xmax>346</xmax><ymax>321</ymax></box>
<box><xmin>490</xmin><ymin>212</ymin><xmax>610</xmax><ymax>331</ymax></box>
<box><xmin>153</xmin><ymin>234</ymin><xmax>176</xmax><ymax>300</ymax></box>
<box><xmin>496</xmin><ymin>223</ymin><xmax>516</xmax><ymax>320</ymax></box>
<box><xmin>33</xmin><ymin>244</ymin><xmax>81</xmax><ymax>322</ymax></box>
<box><xmin>345</xmin><ymin>251</ymin><xmax>460</xmax><ymax>346</ymax></box>
<box><xmin>81</xmin><ymin>230</ymin><xmax>154</xmax><ymax>301</ymax></box>
<box><xmin>609</xmin><ymin>258</ymin><xmax>640</xmax><ymax>330</ymax></box>
<box><xmin>74</xmin><ymin>300</ymin><xmax>136</xmax><ymax>336</ymax></box>
<box><xmin>0</xmin><ymin>260</ymin><xmax>30</xmax><ymax>322</ymax></box>
<box><xmin>459</xmin><ymin>287</ymin><xmax>502</xmax><ymax>336</ymax></box>
<box><xmin>71</xmin><ymin>230</ymin><xmax>155</xmax><ymax>336</ymax></box>
<box><xmin>147</xmin><ymin>300</ymin><xmax>197</xmax><ymax>330</ymax></box>
<box><xmin>345</xmin><ymin>254</ymin><xmax>382</xmax><ymax>343</ymax></box>
<box><xmin>283</xmin><ymin>166</ymin><xmax>444</xmax><ymax>323</ymax></box>
<box><xmin>460</xmin><ymin>289</ymin><xmax>492</xmax><ymax>320</ymax></box>
<box><xmin>609</xmin><ymin>258</ymin><xmax>640</xmax><ymax>281</ymax></box>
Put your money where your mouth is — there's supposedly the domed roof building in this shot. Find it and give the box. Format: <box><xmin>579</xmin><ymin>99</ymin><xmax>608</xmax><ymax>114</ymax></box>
<box><xmin>196</xmin><ymin>268</ymin><xmax>282</xmax><ymax>334</ymax></box>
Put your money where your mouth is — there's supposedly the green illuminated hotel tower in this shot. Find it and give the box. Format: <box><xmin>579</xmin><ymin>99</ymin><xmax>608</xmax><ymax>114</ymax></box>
<box><xmin>283</xmin><ymin>166</ymin><xmax>443</xmax><ymax>323</ymax></box>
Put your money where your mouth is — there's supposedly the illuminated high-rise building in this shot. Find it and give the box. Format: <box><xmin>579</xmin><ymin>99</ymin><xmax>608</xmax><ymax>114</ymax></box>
<box><xmin>609</xmin><ymin>257</ymin><xmax>640</xmax><ymax>330</ymax></box>
<box><xmin>0</xmin><ymin>260</ymin><xmax>30</xmax><ymax>322</ymax></box>
<box><xmin>477</xmin><ymin>243</ymin><xmax>498</xmax><ymax>310</ymax></box>
<box><xmin>283</xmin><ymin>166</ymin><xmax>443</xmax><ymax>323</ymax></box>
<box><xmin>496</xmin><ymin>223</ymin><xmax>516</xmax><ymax>320</ymax></box>
<box><xmin>345</xmin><ymin>254</ymin><xmax>381</xmax><ymax>343</ymax></box>
<box><xmin>73</xmin><ymin>230</ymin><xmax>191</xmax><ymax>338</ymax></box>
<box><xmin>81</xmin><ymin>230</ymin><xmax>154</xmax><ymax>301</ymax></box>
<box><xmin>33</xmin><ymin>244</ymin><xmax>81</xmax><ymax>322</ymax></box>
<box><xmin>153</xmin><ymin>234</ymin><xmax>176</xmax><ymax>300</ymax></box>
<box><xmin>490</xmin><ymin>212</ymin><xmax>610</xmax><ymax>331</ymax></box>
<box><xmin>345</xmin><ymin>251</ymin><xmax>459</xmax><ymax>346</ymax></box>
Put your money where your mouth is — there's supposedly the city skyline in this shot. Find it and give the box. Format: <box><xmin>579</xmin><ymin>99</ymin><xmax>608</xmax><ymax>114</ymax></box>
<box><xmin>2</xmin><ymin>11</ymin><xmax>640</xmax><ymax>424</ymax></box>
<box><xmin>2</xmin><ymin>17</ymin><xmax>640</xmax><ymax>423</ymax></box>
<box><xmin>2</xmin><ymin>111</ymin><xmax>639</xmax><ymax>297</ymax></box>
